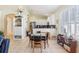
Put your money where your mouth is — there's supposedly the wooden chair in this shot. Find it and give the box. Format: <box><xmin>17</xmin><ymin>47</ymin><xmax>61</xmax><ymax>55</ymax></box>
<box><xmin>41</xmin><ymin>32</ymin><xmax>49</xmax><ymax>49</ymax></box>
<box><xmin>32</xmin><ymin>35</ymin><xmax>42</xmax><ymax>52</ymax></box>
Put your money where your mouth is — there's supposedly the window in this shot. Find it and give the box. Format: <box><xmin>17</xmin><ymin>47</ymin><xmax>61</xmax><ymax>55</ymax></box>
<box><xmin>69</xmin><ymin>6</ymin><xmax>76</xmax><ymax>23</ymax></box>
<box><xmin>70</xmin><ymin>24</ymin><xmax>75</xmax><ymax>36</ymax></box>
<box><xmin>76</xmin><ymin>6</ymin><xmax>79</xmax><ymax>22</ymax></box>
<box><xmin>60</xmin><ymin>6</ymin><xmax>79</xmax><ymax>40</ymax></box>
<box><xmin>76</xmin><ymin>24</ymin><xmax>79</xmax><ymax>37</ymax></box>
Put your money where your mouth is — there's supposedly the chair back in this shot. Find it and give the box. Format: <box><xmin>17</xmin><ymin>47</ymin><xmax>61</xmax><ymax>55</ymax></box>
<box><xmin>34</xmin><ymin>35</ymin><xmax>41</xmax><ymax>41</ymax></box>
<box><xmin>46</xmin><ymin>32</ymin><xmax>49</xmax><ymax>39</ymax></box>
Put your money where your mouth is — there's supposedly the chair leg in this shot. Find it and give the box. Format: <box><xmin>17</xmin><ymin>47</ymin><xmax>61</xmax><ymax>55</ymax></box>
<box><xmin>40</xmin><ymin>41</ymin><xmax>42</xmax><ymax>52</ymax></box>
<box><xmin>32</xmin><ymin>41</ymin><xmax>34</xmax><ymax>53</ymax></box>
<box><xmin>47</xmin><ymin>40</ymin><xmax>49</xmax><ymax>47</ymax></box>
<box><xmin>29</xmin><ymin>39</ymin><xmax>30</xmax><ymax>46</ymax></box>
<box><xmin>29</xmin><ymin>40</ymin><xmax>33</xmax><ymax>48</ymax></box>
<box><xmin>31</xmin><ymin>41</ymin><xmax>33</xmax><ymax>48</ymax></box>
<box><xmin>44</xmin><ymin>41</ymin><xmax>46</xmax><ymax>49</ymax></box>
<box><xmin>32</xmin><ymin>41</ymin><xmax>43</xmax><ymax>53</ymax></box>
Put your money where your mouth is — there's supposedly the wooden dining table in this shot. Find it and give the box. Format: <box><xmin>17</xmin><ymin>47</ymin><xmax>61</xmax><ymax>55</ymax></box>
<box><xmin>31</xmin><ymin>33</ymin><xmax>46</xmax><ymax>37</ymax></box>
<box><xmin>31</xmin><ymin>33</ymin><xmax>46</xmax><ymax>41</ymax></box>
<box><xmin>31</xmin><ymin>32</ymin><xmax>48</xmax><ymax>49</ymax></box>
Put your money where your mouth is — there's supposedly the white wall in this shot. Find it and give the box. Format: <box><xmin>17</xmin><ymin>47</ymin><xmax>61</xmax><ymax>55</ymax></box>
<box><xmin>47</xmin><ymin>15</ymin><xmax>56</xmax><ymax>25</ymax></box>
<box><xmin>0</xmin><ymin>9</ymin><xmax>16</xmax><ymax>32</ymax></box>
<box><xmin>54</xmin><ymin>6</ymin><xmax>70</xmax><ymax>34</ymax></box>
<box><xmin>0</xmin><ymin>11</ymin><xmax>3</xmax><ymax>31</ymax></box>
<box><xmin>30</xmin><ymin>19</ymin><xmax>48</xmax><ymax>25</ymax></box>
<box><xmin>47</xmin><ymin>14</ymin><xmax>57</xmax><ymax>35</ymax></box>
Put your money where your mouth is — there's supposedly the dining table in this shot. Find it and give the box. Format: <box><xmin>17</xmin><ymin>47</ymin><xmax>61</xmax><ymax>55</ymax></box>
<box><xmin>31</xmin><ymin>33</ymin><xmax>47</xmax><ymax>51</ymax></box>
<box><xmin>31</xmin><ymin>33</ymin><xmax>46</xmax><ymax>41</ymax></box>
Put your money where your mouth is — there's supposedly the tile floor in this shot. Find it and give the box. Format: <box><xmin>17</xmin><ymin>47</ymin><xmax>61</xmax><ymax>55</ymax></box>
<box><xmin>9</xmin><ymin>37</ymin><xmax>68</xmax><ymax>53</ymax></box>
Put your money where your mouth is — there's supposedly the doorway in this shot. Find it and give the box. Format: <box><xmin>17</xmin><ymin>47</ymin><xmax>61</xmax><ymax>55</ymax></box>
<box><xmin>4</xmin><ymin>14</ymin><xmax>15</xmax><ymax>40</ymax></box>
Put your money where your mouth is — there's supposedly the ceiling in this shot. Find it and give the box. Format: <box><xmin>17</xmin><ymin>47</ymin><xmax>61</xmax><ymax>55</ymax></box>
<box><xmin>26</xmin><ymin>5</ymin><xmax>61</xmax><ymax>16</ymax></box>
<box><xmin>0</xmin><ymin>5</ymin><xmax>61</xmax><ymax>16</ymax></box>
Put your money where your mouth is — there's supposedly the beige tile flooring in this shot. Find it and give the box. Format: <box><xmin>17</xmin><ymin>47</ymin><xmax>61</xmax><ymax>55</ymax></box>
<box><xmin>9</xmin><ymin>37</ymin><xmax>69</xmax><ymax>53</ymax></box>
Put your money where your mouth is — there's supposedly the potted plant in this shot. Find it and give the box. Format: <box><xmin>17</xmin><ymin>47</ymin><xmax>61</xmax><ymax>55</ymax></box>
<box><xmin>0</xmin><ymin>31</ymin><xmax>4</xmax><ymax>36</ymax></box>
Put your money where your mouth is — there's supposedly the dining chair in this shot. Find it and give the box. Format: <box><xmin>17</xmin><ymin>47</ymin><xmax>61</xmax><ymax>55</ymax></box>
<box><xmin>28</xmin><ymin>32</ymin><xmax>33</xmax><ymax>48</ymax></box>
<box><xmin>32</xmin><ymin>35</ymin><xmax>42</xmax><ymax>53</ymax></box>
<box><xmin>41</xmin><ymin>32</ymin><xmax>49</xmax><ymax>49</ymax></box>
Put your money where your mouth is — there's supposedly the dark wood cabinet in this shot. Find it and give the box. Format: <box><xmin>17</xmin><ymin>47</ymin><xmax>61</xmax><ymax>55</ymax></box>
<box><xmin>70</xmin><ymin>40</ymin><xmax>77</xmax><ymax>53</ymax></box>
<box><xmin>30</xmin><ymin>22</ymin><xmax>56</xmax><ymax>28</ymax></box>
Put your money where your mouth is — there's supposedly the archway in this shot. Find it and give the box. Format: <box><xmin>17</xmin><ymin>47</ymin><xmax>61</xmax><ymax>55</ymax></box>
<box><xmin>4</xmin><ymin>14</ymin><xmax>15</xmax><ymax>40</ymax></box>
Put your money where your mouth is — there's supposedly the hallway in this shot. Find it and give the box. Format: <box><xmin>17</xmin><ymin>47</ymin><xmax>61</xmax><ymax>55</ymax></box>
<box><xmin>0</xmin><ymin>5</ymin><xmax>79</xmax><ymax>53</ymax></box>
